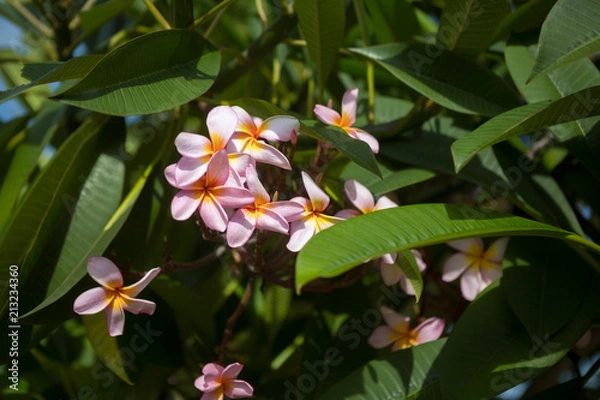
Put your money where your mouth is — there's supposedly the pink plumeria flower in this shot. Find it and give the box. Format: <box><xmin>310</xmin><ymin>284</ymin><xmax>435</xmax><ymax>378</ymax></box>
<box><xmin>368</xmin><ymin>306</ymin><xmax>445</xmax><ymax>351</ymax></box>
<box><xmin>227</xmin><ymin>164</ymin><xmax>304</xmax><ymax>248</ymax></box>
<box><xmin>380</xmin><ymin>249</ymin><xmax>426</xmax><ymax>296</ymax></box>
<box><xmin>442</xmin><ymin>237</ymin><xmax>510</xmax><ymax>301</ymax></box>
<box><xmin>194</xmin><ymin>362</ymin><xmax>253</xmax><ymax>400</ymax></box>
<box><xmin>174</xmin><ymin>106</ymin><xmax>251</xmax><ymax>186</ymax></box>
<box><xmin>73</xmin><ymin>257</ymin><xmax>160</xmax><ymax>337</ymax></box>
<box><xmin>337</xmin><ymin>179</ymin><xmax>398</xmax><ymax>263</ymax></box>
<box><xmin>313</xmin><ymin>88</ymin><xmax>379</xmax><ymax>153</ymax></box>
<box><xmin>228</xmin><ymin>106</ymin><xmax>299</xmax><ymax>170</ymax></box>
<box><xmin>166</xmin><ymin>150</ymin><xmax>255</xmax><ymax>231</ymax></box>
<box><xmin>286</xmin><ymin>172</ymin><xmax>343</xmax><ymax>252</ymax></box>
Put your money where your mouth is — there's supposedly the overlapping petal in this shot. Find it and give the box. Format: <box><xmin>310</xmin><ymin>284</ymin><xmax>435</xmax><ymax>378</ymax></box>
<box><xmin>73</xmin><ymin>287</ymin><xmax>111</xmax><ymax>315</ymax></box>
<box><xmin>87</xmin><ymin>256</ymin><xmax>123</xmax><ymax>289</ymax></box>
<box><xmin>301</xmin><ymin>172</ymin><xmax>329</xmax><ymax>212</ymax></box>
<box><xmin>447</xmin><ymin>238</ymin><xmax>484</xmax><ymax>256</ymax></box>
<box><xmin>195</xmin><ymin>362</ymin><xmax>253</xmax><ymax>399</ymax></box>
<box><xmin>206</xmin><ymin>105</ymin><xmax>238</xmax><ymax>150</ymax></box>
<box><xmin>259</xmin><ymin>115</ymin><xmax>299</xmax><ymax>142</ymax></box>
<box><xmin>314</xmin><ymin>104</ymin><xmax>341</xmax><ymax>126</ymax></box>
<box><xmin>413</xmin><ymin>318</ymin><xmax>445</xmax><ymax>344</ymax></box>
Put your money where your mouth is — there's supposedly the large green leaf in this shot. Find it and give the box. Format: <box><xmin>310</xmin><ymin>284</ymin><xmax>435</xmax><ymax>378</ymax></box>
<box><xmin>232</xmin><ymin>98</ymin><xmax>381</xmax><ymax>177</ymax></box>
<box><xmin>437</xmin><ymin>245</ymin><xmax>600</xmax><ymax>399</ymax></box>
<box><xmin>0</xmin><ymin>102</ymin><xmax>65</xmax><ymax>232</ymax></box>
<box><xmin>350</xmin><ymin>44</ymin><xmax>519</xmax><ymax>116</ymax></box>
<box><xmin>493</xmin><ymin>0</ymin><xmax>558</xmax><ymax>43</ymax></box>
<box><xmin>320</xmin><ymin>339</ymin><xmax>446</xmax><ymax>399</ymax></box>
<box><xmin>381</xmin><ymin>116</ymin><xmax>583</xmax><ymax>234</ymax></box>
<box><xmin>436</xmin><ymin>0</ymin><xmax>510</xmax><ymax>56</ymax></box>
<box><xmin>295</xmin><ymin>0</ymin><xmax>345</xmax><ymax>90</ymax></box>
<box><xmin>53</xmin><ymin>30</ymin><xmax>220</xmax><ymax>116</ymax></box>
<box><xmin>451</xmin><ymin>86</ymin><xmax>600</xmax><ymax>173</ymax></box>
<box><xmin>295</xmin><ymin>204</ymin><xmax>599</xmax><ymax>291</ymax></box>
<box><xmin>505</xmin><ymin>37</ymin><xmax>600</xmax><ymax>180</ymax></box>
<box><xmin>529</xmin><ymin>0</ymin><xmax>600</xmax><ymax>80</ymax></box>
<box><xmin>0</xmin><ymin>55</ymin><xmax>102</xmax><ymax>104</ymax></box>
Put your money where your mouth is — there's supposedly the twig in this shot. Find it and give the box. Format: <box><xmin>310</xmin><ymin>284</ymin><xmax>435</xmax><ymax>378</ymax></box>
<box><xmin>7</xmin><ymin>0</ymin><xmax>54</xmax><ymax>38</ymax></box>
<box><xmin>142</xmin><ymin>0</ymin><xmax>171</xmax><ymax>29</ymax></box>
<box><xmin>193</xmin><ymin>0</ymin><xmax>238</xmax><ymax>29</ymax></box>
<box><xmin>218</xmin><ymin>274</ymin><xmax>256</xmax><ymax>365</ymax></box>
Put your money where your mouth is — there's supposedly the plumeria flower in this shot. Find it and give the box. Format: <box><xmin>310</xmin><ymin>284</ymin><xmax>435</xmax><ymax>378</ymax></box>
<box><xmin>380</xmin><ymin>249</ymin><xmax>427</xmax><ymax>296</ymax></box>
<box><xmin>286</xmin><ymin>172</ymin><xmax>343</xmax><ymax>252</ymax></box>
<box><xmin>194</xmin><ymin>362</ymin><xmax>253</xmax><ymax>400</ymax></box>
<box><xmin>227</xmin><ymin>164</ymin><xmax>304</xmax><ymax>248</ymax></box>
<box><xmin>166</xmin><ymin>150</ymin><xmax>255</xmax><ymax>231</ymax></box>
<box><xmin>442</xmin><ymin>237</ymin><xmax>510</xmax><ymax>301</ymax></box>
<box><xmin>174</xmin><ymin>106</ymin><xmax>251</xmax><ymax>186</ymax></box>
<box><xmin>337</xmin><ymin>179</ymin><xmax>398</xmax><ymax>263</ymax></box>
<box><xmin>314</xmin><ymin>88</ymin><xmax>379</xmax><ymax>153</ymax></box>
<box><xmin>368</xmin><ymin>306</ymin><xmax>445</xmax><ymax>351</ymax></box>
<box><xmin>228</xmin><ymin>106</ymin><xmax>299</xmax><ymax>170</ymax></box>
<box><xmin>73</xmin><ymin>257</ymin><xmax>160</xmax><ymax>337</ymax></box>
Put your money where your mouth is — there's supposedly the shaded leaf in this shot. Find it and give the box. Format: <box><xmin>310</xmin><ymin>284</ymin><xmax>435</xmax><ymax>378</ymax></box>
<box><xmin>53</xmin><ymin>30</ymin><xmax>220</xmax><ymax>116</ymax></box>
<box><xmin>529</xmin><ymin>0</ymin><xmax>600</xmax><ymax>80</ymax></box>
<box><xmin>396</xmin><ymin>249</ymin><xmax>424</xmax><ymax>302</ymax></box>
<box><xmin>320</xmin><ymin>339</ymin><xmax>446</xmax><ymax>399</ymax></box>
<box><xmin>493</xmin><ymin>0</ymin><xmax>558</xmax><ymax>43</ymax></box>
<box><xmin>295</xmin><ymin>204</ymin><xmax>599</xmax><ymax>291</ymax></box>
<box><xmin>437</xmin><ymin>0</ymin><xmax>510</xmax><ymax>56</ymax></box>
<box><xmin>350</xmin><ymin>44</ymin><xmax>519</xmax><ymax>116</ymax></box>
<box><xmin>451</xmin><ymin>86</ymin><xmax>600</xmax><ymax>173</ymax></box>
<box><xmin>80</xmin><ymin>0</ymin><xmax>134</xmax><ymax>37</ymax></box>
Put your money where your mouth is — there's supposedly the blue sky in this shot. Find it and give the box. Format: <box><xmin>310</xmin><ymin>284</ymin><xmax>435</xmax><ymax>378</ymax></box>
<box><xmin>0</xmin><ymin>16</ymin><xmax>27</xmax><ymax>122</ymax></box>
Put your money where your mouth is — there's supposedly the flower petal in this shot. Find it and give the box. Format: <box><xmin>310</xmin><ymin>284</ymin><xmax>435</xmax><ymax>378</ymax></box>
<box><xmin>259</xmin><ymin>115</ymin><xmax>299</xmax><ymax>142</ymax></box>
<box><xmin>301</xmin><ymin>171</ymin><xmax>330</xmax><ymax>211</ymax></box>
<box><xmin>225</xmin><ymin>380</ymin><xmax>254</xmax><ymax>398</ymax></box>
<box><xmin>413</xmin><ymin>317</ymin><xmax>445</xmax><ymax>344</ymax></box>
<box><xmin>200</xmin><ymin>391</ymin><xmax>223</xmax><ymax>400</ymax></box>
<box><xmin>175</xmin><ymin>132</ymin><xmax>212</xmax><ymax>158</ymax></box>
<box><xmin>202</xmin><ymin>363</ymin><xmax>225</xmax><ymax>377</ymax></box>
<box><xmin>380</xmin><ymin>263</ymin><xmax>403</xmax><ymax>286</ymax></box>
<box><xmin>227</xmin><ymin>209</ymin><xmax>257</xmax><ymax>248</ymax></box>
<box><xmin>256</xmin><ymin>208</ymin><xmax>289</xmax><ymax>234</ymax></box>
<box><xmin>367</xmin><ymin>326</ymin><xmax>396</xmax><ymax>349</ymax></box>
<box><xmin>221</xmin><ymin>363</ymin><xmax>243</xmax><ymax>381</ymax></box>
<box><xmin>341</xmin><ymin>88</ymin><xmax>358</xmax><ymax>127</ymax></box>
<box><xmin>374</xmin><ymin>196</ymin><xmax>398</xmax><ymax>210</ymax></box>
<box><xmin>227</xmin><ymin>153</ymin><xmax>254</xmax><ymax>181</ymax></box>
<box><xmin>207</xmin><ymin>106</ymin><xmax>238</xmax><ymax>150</ymax></box>
<box><xmin>344</xmin><ymin>179</ymin><xmax>374</xmax><ymax>213</ymax></box>
<box><xmin>199</xmin><ymin>193</ymin><xmax>230</xmax><ymax>232</ymax></box>
<box><xmin>480</xmin><ymin>260</ymin><xmax>503</xmax><ymax>284</ymax></box>
<box><xmin>460</xmin><ymin>267</ymin><xmax>483</xmax><ymax>301</ymax></box>
<box><xmin>245</xmin><ymin>140</ymin><xmax>291</xmax><ymax>170</ymax></box>
<box><xmin>171</xmin><ymin>190</ymin><xmax>202</xmax><ymax>221</ymax></box>
<box><xmin>164</xmin><ymin>163</ymin><xmax>178</xmax><ymax>187</ymax></box>
<box><xmin>231</xmin><ymin>106</ymin><xmax>257</xmax><ymax>136</ymax></box>
<box><xmin>313</xmin><ymin>104</ymin><xmax>341</xmax><ymax>126</ymax></box>
<box><xmin>335</xmin><ymin>209</ymin><xmax>360</xmax><ymax>219</ymax></box>
<box><xmin>441</xmin><ymin>253</ymin><xmax>473</xmax><ymax>282</ymax></box>
<box><xmin>122</xmin><ymin>297</ymin><xmax>157</xmax><ymax>315</ymax></box>
<box><xmin>175</xmin><ymin>156</ymin><xmax>209</xmax><ymax>188</ymax></box>
<box><xmin>87</xmin><ymin>256</ymin><xmax>123</xmax><ymax>289</ymax></box>
<box><xmin>121</xmin><ymin>267</ymin><xmax>161</xmax><ymax>297</ymax></box>
<box><xmin>484</xmin><ymin>237</ymin><xmax>510</xmax><ymax>262</ymax></box>
<box><xmin>73</xmin><ymin>287</ymin><xmax>111</xmax><ymax>315</ymax></box>
<box><xmin>380</xmin><ymin>306</ymin><xmax>410</xmax><ymax>332</ymax></box>
<box><xmin>205</xmin><ymin>150</ymin><xmax>231</xmax><ymax>187</ymax></box>
<box><xmin>211</xmin><ymin>186</ymin><xmax>255</xmax><ymax>209</ymax></box>
<box><xmin>264</xmin><ymin>201</ymin><xmax>305</xmax><ymax>221</ymax></box>
<box><xmin>447</xmin><ymin>238</ymin><xmax>484</xmax><ymax>256</ymax></box>
<box><xmin>245</xmin><ymin>164</ymin><xmax>270</xmax><ymax>204</ymax></box>
<box><xmin>105</xmin><ymin>302</ymin><xmax>125</xmax><ymax>337</ymax></box>
<box><xmin>287</xmin><ymin>217</ymin><xmax>317</xmax><ymax>252</ymax></box>
<box><xmin>399</xmin><ymin>276</ymin><xmax>416</xmax><ymax>296</ymax></box>
<box><xmin>194</xmin><ymin>375</ymin><xmax>221</xmax><ymax>393</ymax></box>
<box><xmin>349</xmin><ymin>128</ymin><xmax>379</xmax><ymax>154</ymax></box>
<box><xmin>381</xmin><ymin>252</ymin><xmax>397</xmax><ymax>265</ymax></box>
<box><xmin>412</xmin><ymin>249</ymin><xmax>427</xmax><ymax>272</ymax></box>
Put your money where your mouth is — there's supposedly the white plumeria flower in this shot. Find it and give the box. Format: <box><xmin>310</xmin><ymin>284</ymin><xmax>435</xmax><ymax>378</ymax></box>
<box><xmin>73</xmin><ymin>257</ymin><xmax>160</xmax><ymax>337</ymax></box>
<box><xmin>442</xmin><ymin>237</ymin><xmax>510</xmax><ymax>301</ymax></box>
<box><xmin>313</xmin><ymin>88</ymin><xmax>379</xmax><ymax>153</ymax></box>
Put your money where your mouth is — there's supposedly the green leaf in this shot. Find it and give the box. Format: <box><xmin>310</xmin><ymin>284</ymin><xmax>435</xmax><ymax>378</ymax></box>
<box><xmin>295</xmin><ymin>0</ymin><xmax>345</xmax><ymax>90</ymax></box>
<box><xmin>320</xmin><ymin>339</ymin><xmax>446</xmax><ymax>399</ymax></box>
<box><xmin>529</xmin><ymin>0</ymin><xmax>600</xmax><ymax>80</ymax></box>
<box><xmin>80</xmin><ymin>0</ymin><xmax>134</xmax><ymax>37</ymax></box>
<box><xmin>493</xmin><ymin>0</ymin><xmax>558</xmax><ymax>43</ymax></box>
<box><xmin>0</xmin><ymin>55</ymin><xmax>102</xmax><ymax>104</ymax></box>
<box><xmin>363</xmin><ymin>0</ymin><xmax>421</xmax><ymax>43</ymax></box>
<box><xmin>503</xmin><ymin>237</ymin><xmax>592</xmax><ymax>338</ymax></box>
<box><xmin>82</xmin><ymin>313</ymin><xmax>133</xmax><ymax>385</ymax></box>
<box><xmin>451</xmin><ymin>86</ymin><xmax>600</xmax><ymax>173</ymax></box>
<box><xmin>395</xmin><ymin>249</ymin><xmax>424</xmax><ymax>302</ymax></box>
<box><xmin>437</xmin><ymin>243</ymin><xmax>600</xmax><ymax>399</ymax></box>
<box><xmin>381</xmin><ymin>116</ymin><xmax>583</xmax><ymax>234</ymax></box>
<box><xmin>436</xmin><ymin>0</ymin><xmax>510</xmax><ymax>56</ymax></box>
<box><xmin>53</xmin><ymin>30</ymin><xmax>220</xmax><ymax>116</ymax></box>
<box><xmin>350</xmin><ymin>44</ymin><xmax>519</xmax><ymax>117</ymax></box>
<box><xmin>22</xmin><ymin>156</ymin><xmax>156</xmax><ymax>318</ymax></box>
<box><xmin>295</xmin><ymin>204</ymin><xmax>598</xmax><ymax>291</ymax></box>
<box><xmin>0</xmin><ymin>102</ymin><xmax>65</xmax><ymax>232</ymax></box>
<box><xmin>505</xmin><ymin>37</ymin><xmax>600</xmax><ymax>180</ymax></box>
<box><xmin>232</xmin><ymin>98</ymin><xmax>381</xmax><ymax>177</ymax></box>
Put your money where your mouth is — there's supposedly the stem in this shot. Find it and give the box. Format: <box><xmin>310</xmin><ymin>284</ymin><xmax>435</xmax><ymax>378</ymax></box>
<box><xmin>193</xmin><ymin>0</ymin><xmax>238</xmax><ymax>29</ymax></box>
<box><xmin>143</xmin><ymin>0</ymin><xmax>171</xmax><ymax>29</ymax></box>
<box><xmin>68</xmin><ymin>0</ymin><xmax>96</xmax><ymax>30</ymax></box>
<box><xmin>172</xmin><ymin>0</ymin><xmax>193</xmax><ymax>29</ymax></box>
<box><xmin>7</xmin><ymin>0</ymin><xmax>54</xmax><ymax>38</ymax></box>
<box><xmin>218</xmin><ymin>274</ymin><xmax>256</xmax><ymax>365</ymax></box>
